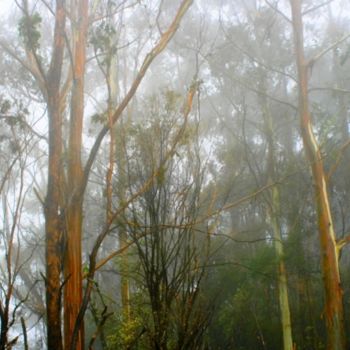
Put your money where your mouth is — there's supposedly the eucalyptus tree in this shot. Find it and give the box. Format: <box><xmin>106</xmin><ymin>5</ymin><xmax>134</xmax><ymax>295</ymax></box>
<box><xmin>202</xmin><ymin>2</ymin><xmax>298</xmax><ymax>348</ymax></box>
<box><xmin>203</xmin><ymin>0</ymin><xmax>350</xmax><ymax>348</ymax></box>
<box><xmin>0</xmin><ymin>96</ymin><xmax>44</xmax><ymax>349</ymax></box>
<box><xmin>289</xmin><ymin>0</ymin><xmax>350</xmax><ymax>348</ymax></box>
<box><xmin>1</xmin><ymin>0</ymin><xmax>194</xmax><ymax>348</ymax></box>
<box><xmin>109</xmin><ymin>90</ymin><xmax>212</xmax><ymax>350</ymax></box>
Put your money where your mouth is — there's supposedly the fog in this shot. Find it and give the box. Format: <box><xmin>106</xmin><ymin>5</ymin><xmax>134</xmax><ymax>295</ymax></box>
<box><xmin>0</xmin><ymin>1</ymin><xmax>350</xmax><ymax>349</ymax></box>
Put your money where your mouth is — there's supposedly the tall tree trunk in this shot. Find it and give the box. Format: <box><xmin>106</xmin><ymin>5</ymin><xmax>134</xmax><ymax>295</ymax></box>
<box><xmin>269</xmin><ymin>186</ymin><xmax>293</xmax><ymax>350</ymax></box>
<box><xmin>45</xmin><ymin>1</ymin><xmax>66</xmax><ymax>348</ymax></box>
<box><xmin>290</xmin><ymin>1</ymin><xmax>346</xmax><ymax>349</ymax></box>
<box><xmin>117</xmin><ymin>121</ymin><xmax>131</xmax><ymax>321</ymax></box>
<box><xmin>45</xmin><ymin>103</ymin><xmax>64</xmax><ymax>350</ymax></box>
<box><xmin>261</xmin><ymin>89</ymin><xmax>294</xmax><ymax>350</ymax></box>
<box><xmin>119</xmin><ymin>223</ymin><xmax>130</xmax><ymax>319</ymax></box>
<box><xmin>106</xmin><ymin>40</ymin><xmax>131</xmax><ymax>321</ymax></box>
<box><xmin>64</xmin><ymin>1</ymin><xmax>88</xmax><ymax>349</ymax></box>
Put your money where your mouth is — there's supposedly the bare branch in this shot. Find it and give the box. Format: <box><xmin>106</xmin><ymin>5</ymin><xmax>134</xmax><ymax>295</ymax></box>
<box><xmin>309</xmin><ymin>86</ymin><xmax>350</xmax><ymax>94</ymax></box>
<box><xmin>264</xmin><ymin>0</ymin><xmax>291</xmax><ymax>23</ymax></box>
<box><xmin>80</xmin><ymin>0</ymin><xmax>194</xmax><ymax>200</ymax></box>
<box><xmin>302</xmin><ymin>0</ymin><xmax>335</xmax><ymax>16</ymax></box>
<box><xmin>228</xmin><ymin>75</ymin><xmax>297</xmax><ymax>110</ymax></box>
<box><xmin>83</xmin><ymin>235</ymin><xmax>139</xmax><ymax>277</ymax></box>
<box><xmin>88</xmin><ymin>308</ymin><xmax>113</xmax><ymax>350</ymax></box>
<box><xmin>308</xmin><ymin>33</ymin><xmax>350</xmax><ymax>67</ymax></box>
<box><xmin>336</xmin><ymin>233</ymin><xmax>350</xmax><ymax>253</ymax></box>
<box><xmin>69</xmin><ymin>69</ymin><xmax>197</xmax><ymax>350</ymax></box>
<box><xmin>21</xmin><ymin>317</ymin><xmax>29</xmax><ymax>350</ymax></box>
<box><xmin>0</xmin><ymin>41</ymin><xmax>47</xmax><ymax>97</ymax></box>
<box><xmin>327</xmin><ymin>139</ymin><xmax>350</xmax><ymax>181</ymax></box>
<box><xmin>219</xmin><ymin>14</ymin><xmax>296</xmax><ymax>82</ymax></box>
<box><xmin>40</xmin><ymin>0</ymin><xmax>55</xmax><ymax>16</ymax></box>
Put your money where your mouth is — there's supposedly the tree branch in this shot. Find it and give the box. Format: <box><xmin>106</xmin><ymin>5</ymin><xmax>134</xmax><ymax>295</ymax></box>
<box><xmin>302</xmin><ymin>0</ymin><xmax>335</xmax><ymax>16</ymax></box>
<box><xmin>308</xmin><ymin>33</ymin><xmax>350</xmax><ymax>67</ymax></box>
<box><xmin>79</xmin><ymin>0</ymin><xmax>194</xmax><ymax>200</ymax></box>
<box><xmin>69</xmin><ymin>69</ymin><xmax>197</xmax><ymax>350</ymax></box>
<box><xmin>0</xmin><ymin>41</ymin><xmax>47</xmax><ymax>97</ymax></box>
<box><xmin>336</xmin><ymin>233</ymin><xmax>350</xmax><ymax>253</ymax></box>
<box><xmin>264</xmin><ymin>0</ymin><xmax>291</xmax><ymax>23</ymax></box>
<box><xmin>327</xmin><ymin>139</ymin><xmax>350</xmax><ymax>181</ymax></box>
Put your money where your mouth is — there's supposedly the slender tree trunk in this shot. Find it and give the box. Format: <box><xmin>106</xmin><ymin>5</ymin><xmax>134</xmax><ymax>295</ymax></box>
<box><xmin>269</xmin><ymin>187</ymin><xmax>293</xmax><ymax>350</ymax></box>
<box><xmin>261</xmin><ymin>89</ymin><xmax>294</xmax><ymax>350</ymax></box>
<box><xmin>120</xmin><ymin>228</ymin><xmax>130</xmax><ymax>318</ymax></box>
<box><xmin>64</xmin><ymin>1</ymin><xmax>88</xmax><ymax>349</ymax></box>
<box><xmin>45</xmin><ymin>103</ymin><xmax>64</xmax><ymax>350</ymax></box>
<box><xmin>107</xmin><ymin>44</ymin><xmax>131</xmax><ymax>321</ymax></box>
<box><xmin>45</xmin><ymin>1</ymin><xmax>66</xmax><ymax>348</ymax></box>
<box><xmin>117</xmin><ymin>124</ymin><xmax>131</xmax><ymax>321</ymax></box>
<box><xmin>290</xmin><ymin>1</ymin><xmax>346</xmax><ymax>348</ymax></box>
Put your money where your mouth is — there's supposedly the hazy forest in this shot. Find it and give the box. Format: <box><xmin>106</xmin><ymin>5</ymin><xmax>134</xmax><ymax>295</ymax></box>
<box><xmin>1</xmin><ymin>0</ymin><xmax>350</xmax><ymax>349</ymax></box>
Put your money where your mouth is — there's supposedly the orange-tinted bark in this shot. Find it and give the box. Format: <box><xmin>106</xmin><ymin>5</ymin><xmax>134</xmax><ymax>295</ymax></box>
<box><xmin>64</xmin><ymin>1</ymin><xmax>88</xmax><ymax>349</ymax></box>
<box><xmin>45</xmin><ymin>1</ymin><xmax>66</xmax><ymax>349</ymax></box>
<box><xmin>64</xmin><ymin>2</ymin><xmax>192</xmax><ymax>348</ymax></box>
<box><xmin>290</xmin><ymin>1</ymin><xmax>346</xmax><ymax>349</ymax></box>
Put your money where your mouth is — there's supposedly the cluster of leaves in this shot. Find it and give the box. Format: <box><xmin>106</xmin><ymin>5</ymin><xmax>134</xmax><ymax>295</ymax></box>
<box><xmin>0</xmin><ymin>97</ymin><xmax>29</xmax><ymax>154</ymax></box>
<box><xmin>90</xmin><ymin>21</ymin><xmax>118</xmax><ymax>66</ymax></box>
<box><xmin>18</xmin><ymin>12</ymin><xmax>42</xmax><ymax>52</ymax></box>
<box><xmin>106</xmin><ymin>312</ymin><xmax>144</xmax><ymax>349</ymax></box>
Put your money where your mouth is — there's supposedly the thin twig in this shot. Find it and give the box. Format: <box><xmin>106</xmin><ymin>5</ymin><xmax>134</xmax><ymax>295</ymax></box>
<box><xmin>21</xmin><ymin>317</ymin><xmax>29</xmax><ymax>350</ymax></box>
<box><xmin>264</xmin><ymin>0</ymin><xmax>291</xmax><ymax>23</ymax></box>
<box><xmin>327</xmin><ymin>139</ymin><xmax>350</xmax><ymax>181</ymax></box>
<box><xmin>302</xmin><ymin>0</ymin><xmax>335</xmax><ymax>16</ymax></box>
<box><xmin>308</xmin><ymin>33</ymin><xmax>350</xmax><ymax>67</ymax></box>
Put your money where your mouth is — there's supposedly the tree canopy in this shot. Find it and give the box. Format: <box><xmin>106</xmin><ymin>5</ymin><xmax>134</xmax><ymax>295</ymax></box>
<box><xmin>1</xmin><ymin>1</ymin><xmax>350</xmax><ymax>349</ymax></box>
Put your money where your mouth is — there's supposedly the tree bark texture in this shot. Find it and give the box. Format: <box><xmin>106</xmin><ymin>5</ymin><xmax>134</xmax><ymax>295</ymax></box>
<box><xmin>45</xmin><ymin>1</ymin><xmax>66</xmax><ymax>349</ymax></box>
<box><xmin>290</xmin><ymin>1</ymin><xmax>346</xmax><ymax>349</ymax></box>
<box><xmin>64</xmin><ymin>1</ymin><xmax>89</xmax><ymax>349</ymax></box>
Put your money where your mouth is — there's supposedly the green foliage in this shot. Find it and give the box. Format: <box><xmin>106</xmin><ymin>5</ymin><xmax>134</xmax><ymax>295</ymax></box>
<box><xmin>0</xmin><ymin>96</ymin><xmax>29</xmax><ymax>132</ymax></box>
<box><xmin>18</xmin><ymin>13</ymin><xmax>42</xmax><ymax>52</ymax></box>
<box><xmin>156</xmin><ymin>165</ymin><xmax>167</xmax><ymax>185</ymax></box>
<box><xmin>91</xmin><ymin>112</ymin><xmax>107</xmax><ymax>125</ymax></box>
<box><xmin>164</xmin><ymin>90</ymin><xmax>182</xmax><ymax>113</ymax></box>
<box><xmin>106</xmin><ymin>313</ymin><xmax>144</xmax><ymax>350</ymax></box>
<box><xmin>90</xmin><ymin>21</ymin><xmax>117</xmax><ymax>66</ymax></box>
<box><xmin>0</xmin><ymin>99</ymin><xmax>11</xmax><ymax>115</ymax></box>
<box><xmin>247</xmin><ymin>244</ymin><xmax>277</xmax><ymax>278</ymax></box>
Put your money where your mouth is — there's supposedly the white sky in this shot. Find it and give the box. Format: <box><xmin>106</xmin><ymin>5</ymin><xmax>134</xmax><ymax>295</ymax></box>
<box><xmin>0</xmin><ymin>0</ymin><xmax>14</xmax><ymax>16</ymax></box>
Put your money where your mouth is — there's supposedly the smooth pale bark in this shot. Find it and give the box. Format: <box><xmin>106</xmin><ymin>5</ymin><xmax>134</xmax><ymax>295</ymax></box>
<box><xmin>261</xmin><ymin>89</ymin><xmax>294</xmax><ymax>350</ymax></box>
<box><xmin>118</xmin><ymin>134</ymin><xmax>131</xmax><ymax>319</ymax></box>
<box><xmin>269</xmin><ymin>187</ymin><xmax>293</xmax><ymax>350</ymax></box>
<box><xmin>106</xmin><ymin>58</ymin><xmax>117</xmax><ymax>221</ymax></box>
<box><xmin>106</xmin><ymin>48</ymin><xmax>131</xmax><ymax>320</ymax></box>
<box><xmin>64</xmin><ymin>1</ymin><xmax>88</xmax><ymax>349</ymax></box>
<box><xmin>116</xmin><ymin>120</ymin><xmax>131</xmax><ymax>321</ymax></box>
<box><xmin>116</xmin><ymin>151</ymin><xmax>131</xmax><ymax>320</ymax></box>
<box><xmin>290</xmin><ymin>1</ymin><xmax>346</xmax><ymax>349</ymax></box>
